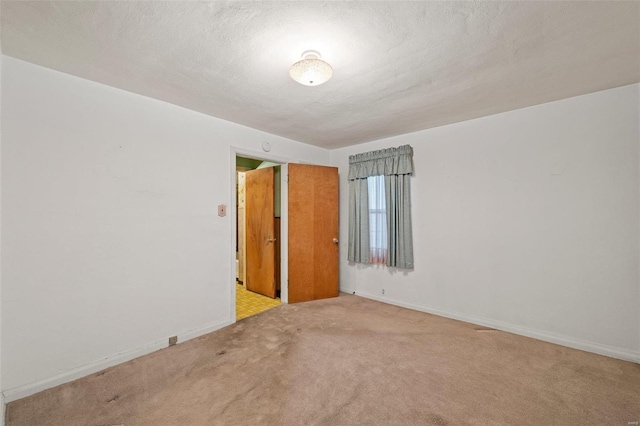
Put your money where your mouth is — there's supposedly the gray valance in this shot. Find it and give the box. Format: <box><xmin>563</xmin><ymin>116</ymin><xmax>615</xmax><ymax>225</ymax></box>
<box><xmin>348</xmin><ymin>145</ymin><xmax>413</xmax><ymax>180</ymax></box>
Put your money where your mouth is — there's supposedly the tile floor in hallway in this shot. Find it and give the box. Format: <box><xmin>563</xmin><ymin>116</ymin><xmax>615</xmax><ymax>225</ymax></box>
<box><xmin>236</xmin><ymin>283</ymin><xmax>281</xmax><ymax>320</ymax></box>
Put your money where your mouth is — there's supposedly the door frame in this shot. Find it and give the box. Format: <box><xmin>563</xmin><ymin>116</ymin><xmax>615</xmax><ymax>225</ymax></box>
<box><xmin>229</xmin><ymin>147</ymin><xmax>294</xmax><ymax>322</ymax></box>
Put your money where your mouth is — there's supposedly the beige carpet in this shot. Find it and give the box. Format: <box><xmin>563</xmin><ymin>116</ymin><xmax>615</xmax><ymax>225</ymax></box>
<box><xmin>6</xmin><ymin>294</ymin><xmax>640</xmax><ymax>425</ymax></box>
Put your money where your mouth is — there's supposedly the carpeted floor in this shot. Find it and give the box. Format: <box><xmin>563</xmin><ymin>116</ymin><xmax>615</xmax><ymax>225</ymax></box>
<box><xmin>236</xmin><ymin>283</ymin><xmax>281</xmax><ymax>320</ymax></box>
<box><xmin>6</xmin><ymin>294</ymin><xmax>640</xmax><ymax>425</ymax></box>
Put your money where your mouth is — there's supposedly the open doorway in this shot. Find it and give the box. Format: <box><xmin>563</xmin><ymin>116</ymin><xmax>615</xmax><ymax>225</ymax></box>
<box><xmin>230</xmin><ymin>147</ymin><xmax>340</xmax><ymax>323</ymax></box>
<box><xmin>235</xmin><ymin>155</ymin><xmax>282</xmax><ymax>320</ymax></box>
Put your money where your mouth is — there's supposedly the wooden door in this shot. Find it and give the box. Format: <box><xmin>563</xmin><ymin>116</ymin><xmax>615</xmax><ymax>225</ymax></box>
<box><xmin>288</xmin><ymin>164</ymin><xmax>339</xmax><ymax>303</ymax></box>
<box><xmin>245</xmin><ymin>167</ymin><xmax>276</xmax><ymax>298</ymax></box>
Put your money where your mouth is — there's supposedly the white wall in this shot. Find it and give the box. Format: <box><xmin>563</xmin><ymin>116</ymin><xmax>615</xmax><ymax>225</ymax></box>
<box><xmin>0</xmin><ymin>56</ymin><xmax>329</xmax><ymax>397</ymax></box>
<box><xmin>0</xmin><ymin>12</ymin><xmax>4</xmax><ymax>424</ymax></box>
<box><xmin>331</xmin><ymin>84</ymin><xmax>640</xmax><ymax>362</ymax></box>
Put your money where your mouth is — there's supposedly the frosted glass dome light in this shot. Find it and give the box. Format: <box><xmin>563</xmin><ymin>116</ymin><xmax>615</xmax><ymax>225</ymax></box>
<box><xmin>289</xmin><ymin>50</ymin><xmax>333</xmax><ymax>86</ymax></box>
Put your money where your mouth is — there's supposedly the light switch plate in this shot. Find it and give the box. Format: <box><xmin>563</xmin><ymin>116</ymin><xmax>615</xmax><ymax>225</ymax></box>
<box><xmin>218</xmin><ymin>204</ymin><xmax>226</xmax><ymax>217</ymax></box>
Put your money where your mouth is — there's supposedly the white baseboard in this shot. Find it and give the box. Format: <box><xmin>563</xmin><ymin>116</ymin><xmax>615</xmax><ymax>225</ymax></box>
<box><xmin>355</xmin><ymin>290</ymin><xmax>640</xmax><ymax>364</ymax></box>
<box><xmin>340</xmin><ymin>286</ymin><xmax>356</xmax><ymax>295</ymax></box>
<box><xmin>2</xmin><ymin>318</ymin><xmax>234</xmax><ymax>403</ymax></box>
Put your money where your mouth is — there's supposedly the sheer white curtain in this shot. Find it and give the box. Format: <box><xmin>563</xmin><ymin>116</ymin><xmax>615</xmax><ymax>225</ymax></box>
<box><xmin>368</xmin><ymin>175</ymin><xmax>387</xmax><ymax>264</ymax></box>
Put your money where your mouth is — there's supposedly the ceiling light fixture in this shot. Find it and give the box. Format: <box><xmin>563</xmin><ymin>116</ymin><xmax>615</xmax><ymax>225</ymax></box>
<box><xmin>289</xmin><ymin>50</ymin><xmax>333</xmax><ymax>87</ymax></box>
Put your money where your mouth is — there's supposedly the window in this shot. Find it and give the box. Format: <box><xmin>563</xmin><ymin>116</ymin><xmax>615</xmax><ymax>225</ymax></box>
<box><xmin>368</xmin><ymin>175</ymin><xmax>387</xmax><ymax>264</ymax></box>
<box><xmin>347</xmin><ymin>144</ymin><xmax>414</xmax><ymax>269</ymax></box>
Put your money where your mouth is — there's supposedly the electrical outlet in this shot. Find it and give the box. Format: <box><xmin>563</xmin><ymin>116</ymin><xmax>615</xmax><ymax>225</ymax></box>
<box><xmin>382</xmin><ymin>289</ymin><xmax>385</xmax><ymax>295</ymax></box>
<box><xmin>169</xmin><ymin>336</ymin><xmax>178</xmax><ymax>346</ymax></box>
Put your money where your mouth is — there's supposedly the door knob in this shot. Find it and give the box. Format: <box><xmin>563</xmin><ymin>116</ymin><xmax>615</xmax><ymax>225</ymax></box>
<box><xmin>267</xmin><ymin>237</ymin><xmax>277</xmax><ymax>243</ymax></box>
<box><xmin>333</xmin><ymin>238</ymin><xmax>339</xmax><ymax>243</ymax></box>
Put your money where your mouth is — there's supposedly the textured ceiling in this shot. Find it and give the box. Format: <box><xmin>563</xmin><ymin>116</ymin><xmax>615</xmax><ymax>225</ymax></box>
<box><xmin>2</xmin><ymin>1</ymin><xmax>639</xmax><ymax>149</ymax></box>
